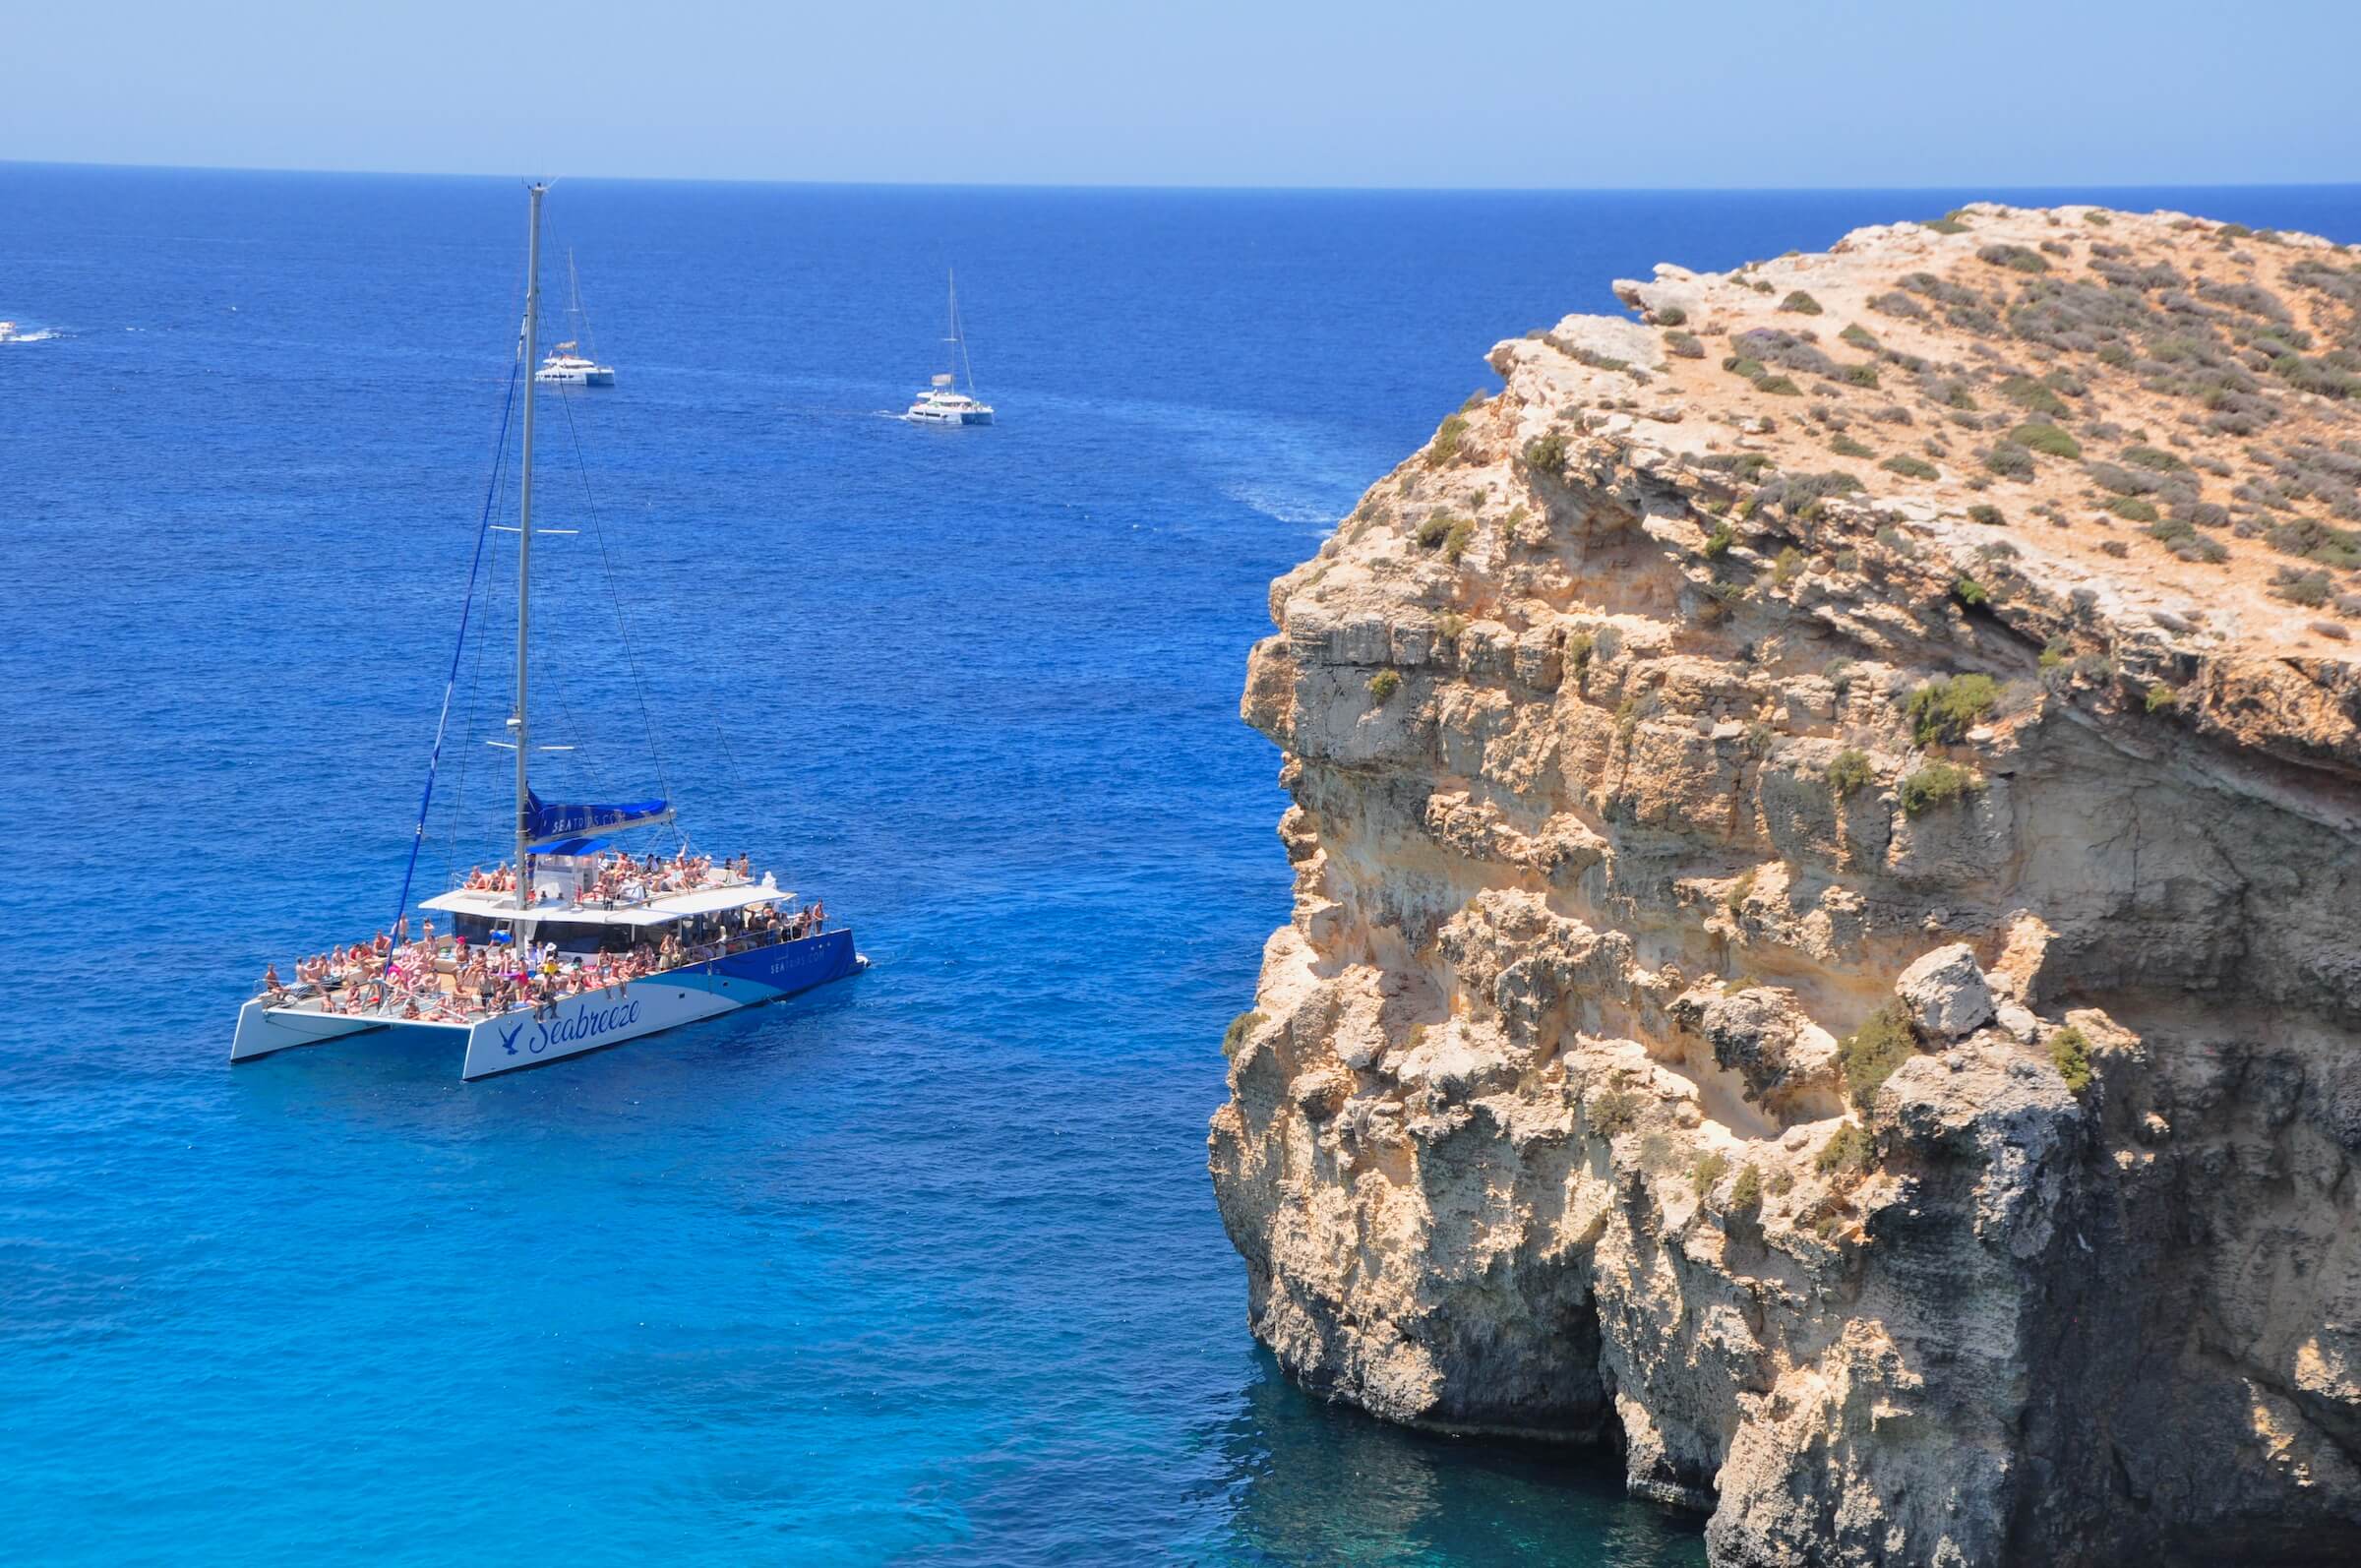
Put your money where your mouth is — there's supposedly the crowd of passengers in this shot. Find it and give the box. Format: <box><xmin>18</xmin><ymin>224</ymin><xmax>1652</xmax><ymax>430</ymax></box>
<box><xmin>258</xmin><ymin>895</ymin><xmax>830</xmax><ymax>1020</ymax></box>
<box><xmin>458</xmin><ymin>849</ymin><xmax>755</xmax><ymax>906</ymax></box>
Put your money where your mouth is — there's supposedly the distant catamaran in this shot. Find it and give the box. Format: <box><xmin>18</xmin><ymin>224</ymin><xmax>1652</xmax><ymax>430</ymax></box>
<box><xmin>905</xmin><ymin>268</ymin><xmax>994</xmax><ymax>425</ymax></box>
<box><xmin>535</xmin><ymin>248</ymin><xmax>615</xmax><ymax>387</ymax></box>
<box><xmin>231</xmin><ymin>184</ymin><xmax>863</xmax><ymax>1080</ymax></box>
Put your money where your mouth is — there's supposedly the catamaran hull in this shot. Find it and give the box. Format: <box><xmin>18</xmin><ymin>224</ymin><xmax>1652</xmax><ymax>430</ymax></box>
<box><xmin>230</xmin><ymin>999</ymin><xmax>413</xmax><ymax>1061</ymax></box>
<box><xmin>229</xmin><ymin>930</ymin><xmax>865</xmax><ymax>1079</ymax></box>
<box><xmin>460</xmin><ymin>929</ymin><xmax>864</xmax><ymax>1079</ymax></box>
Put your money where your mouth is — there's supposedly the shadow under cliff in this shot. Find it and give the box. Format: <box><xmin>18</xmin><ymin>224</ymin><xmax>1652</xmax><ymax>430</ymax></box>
<box><xmin>1190</xmin><ymin>1349</ymin><xmax>1706</xmax><ymax>1566</ymax></box>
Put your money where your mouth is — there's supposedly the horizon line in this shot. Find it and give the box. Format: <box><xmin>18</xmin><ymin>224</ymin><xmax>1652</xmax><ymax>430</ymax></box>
<box><xmin>7</xmin><ymin>156</ymin><xmax>2360</xmax><ymax>198</ymax></box>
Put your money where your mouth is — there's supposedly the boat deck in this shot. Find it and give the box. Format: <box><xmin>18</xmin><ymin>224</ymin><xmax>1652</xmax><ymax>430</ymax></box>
<box><xmin>258</xmin><ymin>928</ymin><xmax>796</xmax><ymax>1028</ymax></box>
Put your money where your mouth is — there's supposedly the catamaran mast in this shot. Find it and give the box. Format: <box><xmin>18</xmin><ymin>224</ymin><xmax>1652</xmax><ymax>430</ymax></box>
<box><xmin>515</xmin><ymin>183</ymin><xmax>544</xmax><ymax>913</ymax></box>
<box><xmin>946</xmin><ymin>268</ymin><xmax>977</xmax><ymax>394</ymax></box>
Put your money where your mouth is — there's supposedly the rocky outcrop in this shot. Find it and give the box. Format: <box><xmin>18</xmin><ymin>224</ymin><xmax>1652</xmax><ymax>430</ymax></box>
<box><xmin>1210</xmin><ymin>205</ymin><xmax>2361</xmax><ymax>1564</ymax></box>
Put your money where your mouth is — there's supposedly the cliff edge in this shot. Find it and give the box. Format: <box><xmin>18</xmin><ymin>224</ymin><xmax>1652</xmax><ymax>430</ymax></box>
<box><xmin>1210</xmin><ymin>204</ymin><xmax>2361</xmax><ymax>1565</ymax></box>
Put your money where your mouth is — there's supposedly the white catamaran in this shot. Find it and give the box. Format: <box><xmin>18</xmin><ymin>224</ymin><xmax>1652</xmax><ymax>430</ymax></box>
<box><xmin>534</xmin><ymin>249</ymin><xmax>616</xmax><ymax>386</ymax></box>
<box><xmin>904</xmin><ymin>268</ymin><xmax>994</xmax><ymax>425</ymax></box>
<box><xmin>231</xmin><ymin>184</ymin><xmax>863</xmax><ymax>1080</ymax></box>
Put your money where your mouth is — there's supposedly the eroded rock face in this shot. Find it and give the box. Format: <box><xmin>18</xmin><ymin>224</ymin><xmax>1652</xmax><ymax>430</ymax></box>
<box><xmin>1209</xmin><ymin>205</ymin><xmax>2361</xmax><ymax>1565</ymax></box>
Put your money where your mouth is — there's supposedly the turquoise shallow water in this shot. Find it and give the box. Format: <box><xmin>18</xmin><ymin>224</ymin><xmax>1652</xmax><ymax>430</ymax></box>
<box><xmin>2</xmin><ymin>169</ymin><xmax>2355</xmax><ymax>1565</ymax></box>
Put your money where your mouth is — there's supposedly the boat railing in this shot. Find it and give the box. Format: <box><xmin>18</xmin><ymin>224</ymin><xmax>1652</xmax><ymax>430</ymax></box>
<box><xmin>267</xmin><ymin>912</ymin><xmax>827</xmax><ymax>1023</ymax></box>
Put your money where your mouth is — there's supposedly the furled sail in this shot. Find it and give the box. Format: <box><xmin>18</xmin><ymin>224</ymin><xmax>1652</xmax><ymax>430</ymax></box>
<box><xmin>523</xmin><ymin>789</ymin><xmax>673</xmax><ymax>848</ymax></box>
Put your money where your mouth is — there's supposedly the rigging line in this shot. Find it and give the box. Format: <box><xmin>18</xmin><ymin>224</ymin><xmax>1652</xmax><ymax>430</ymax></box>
<box><xmin>554</xmin><ymin>365</ymin><xmax>676</xmax><ymax>814</ymax></box>
<box><xmin>448</xmin><ymin>444</ymin><xmax>511</xmax><ymax>877</ymax></box>
<box><xmin>525</xmin><ymin>412</ymin><xmax>613</xmax><ymax>803</ymax></box>
<box><xmin>713</xmin><ymin>723</ymin><xmax>747</xmax><ymax>793</ymax></box>
<box><xmin>394</xmin><ymin>353</ymin><xmax>522</xmax><ymax>936</ymax></box>
<box><xmin>444</xmin><ymin>273</ymin><xmax>529</xmax><ymax>885</ymax></box>
<box><xmin>956</xmin><ymin>275</ymin><xmax>981</xmax><ymax>397</ymax></box>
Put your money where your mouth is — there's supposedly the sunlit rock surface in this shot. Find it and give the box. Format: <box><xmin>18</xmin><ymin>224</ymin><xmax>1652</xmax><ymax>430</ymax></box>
<box><xmin>1212</xmin><ymin>205</ymin><xmax>2361</xmax><ymax>1565</ymax></box>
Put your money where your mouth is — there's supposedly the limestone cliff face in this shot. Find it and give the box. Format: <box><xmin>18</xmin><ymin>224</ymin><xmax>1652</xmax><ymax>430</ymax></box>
<box><xmin>1209</xmin><ymin>204</ymin><xmax>2361</xmax><ymax>1565</ymax></box>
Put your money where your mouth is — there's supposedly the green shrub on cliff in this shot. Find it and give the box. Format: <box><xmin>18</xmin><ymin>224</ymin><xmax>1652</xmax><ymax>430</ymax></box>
<box><xmin>1900</xmin><ymin>759</ymin><xmax>1977</xmax><ymax>814</ymax></box>
<box><xmin>1427</xmin><ymin>414</ymin><xmax>1468</xmax><ymax>467</ymax></box>
<box><xmin>1702</xmin><ymin>521</ymin><xmax>1737</xmax><ymax>560</ymax></box>
<box><xmin>1905</xmin><ymin>674</ymin><xmax>1999</xmax><ymax>744</ymax></box>
<box><xmin>1780</xmin><ymin>290</ymin><xmax>1823</xmax><ymax>315</ymax></box>
<box><xmin>1881</xmin><ymin>453</ymin><xmax>1940</xmax><ymax>480</ymax></box>
<box><xmin>1523</xmin><ymin>431</ymin><xmax>1568</xmax><ymax>475</ymax></box>
<box><xmin>1416</xmin><ymin>513</ymin><xmax>1452</xmax><ymax>550</ymax></box>
<box><xmin>1827</xmin><ymin>748</ymin><xmax>1876</xmax><ymax>799</ymax></box>
<box><xmin>1367</xmin><ymin>669</ymin><xmax>1402</xmax><ymax>702</ymax></box>
<box><xmin>1692</xmin><ymin>1150</ymin><xmax>1729</xmax><ymax>1197</ymax></box>
<box><xmin>1838</xmin><ymin>1004</ymin><xmax>1918</xmax><ymax>1113</ymax></box>
<box><xmin>2048</xmin><ymin>1025</ymin><xmax>2093</xmax><ymax>1094</ymax></box>
<box><xmin>1815</xmin><ymin>1121</ymin><xmax>1875</xmax><ymax>1176</ymax></box>
<box><xmin>2012</xmin><ymin>423</ymin><xmax>2083</xmax><ymax>458</ymax></box>
<box><xmin>1978</xmin><ymin>243</ymin><xmax>2050</xmax><ymax>273</ymax></box>
<box><xmin>1441</xmin><ymin>517</ymin><xmax>1476</xmax><ymax>565</ymax></box>
<box><xmin>1222</xmin><ymin>1011</ymin><xmax>1266</xmax><ymax>1058</ymax></box>
<box><xmin>1591</xmin><ymin>1090</ymin><xmax>1640</xmax><ymax>1137</ymax></box>
<box><xmin>1999</xmin><ymin>376</ymin><xmax>2069</xmax><ymax>417</ymax></box>
<box><xmin>1982</xmin><ymin>441</ymin><xmax>2035</xmax><ymax>479</ymax></box>
<box><xmin>1728</xmin><ymin>1164</ymin><xmax>1763</xmax><ymax>1213</ymax></box>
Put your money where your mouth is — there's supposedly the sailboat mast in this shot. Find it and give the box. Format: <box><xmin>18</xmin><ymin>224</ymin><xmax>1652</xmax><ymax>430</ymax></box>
<box><xmin>948</xmin><ymin>268</ymin><xmax>978</xmax><ymax>396</ymax></box>
<box><xmin>568</xmin><ymin>247</ymin><xmax>590</xmax><ymax>358</ymax></box>
<box><xmin>515</xmin><ymin>183</ymin><xmax>545</xmax><ymax>912</ymax></box>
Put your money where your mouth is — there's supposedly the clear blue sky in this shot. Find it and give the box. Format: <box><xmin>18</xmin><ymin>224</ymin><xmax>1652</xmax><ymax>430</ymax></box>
<box><xmin>6</xmin><ymin>0</ymin><xmax>2356</xmax><ymax>188</ymax></box>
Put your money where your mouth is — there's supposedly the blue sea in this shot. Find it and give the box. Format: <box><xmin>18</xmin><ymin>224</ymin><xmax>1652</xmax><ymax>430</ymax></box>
<box><xmin>3</xmin><ymin>168</ymin><xmax>2355</xmax><ymax>1566</ymax></box>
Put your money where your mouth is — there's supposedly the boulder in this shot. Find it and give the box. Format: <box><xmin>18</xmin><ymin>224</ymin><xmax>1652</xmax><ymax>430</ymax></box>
<box><xmin>1894</xmin><ymin>943</ymin><xmax>1995</xmax><ymax>1040</ymax></box>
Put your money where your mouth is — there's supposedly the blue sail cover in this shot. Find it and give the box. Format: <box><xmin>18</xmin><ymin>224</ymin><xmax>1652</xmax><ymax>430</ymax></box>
<box><xmin>523</xmin><ymin>789</ymin><xmax>672</xmax><ymax>848</ymax></box>
<box><xmin>533</xmin><ymin>836</ymin><xmax>610</xmax><ymax>859</ymax></box>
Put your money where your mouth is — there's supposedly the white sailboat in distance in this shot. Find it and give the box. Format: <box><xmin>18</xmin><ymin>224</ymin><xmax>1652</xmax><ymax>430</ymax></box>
<box><xmin>905</xmin><ymin>269</ymin><xmax>994</xmax><ymax>425</ymax></box>
<box><xmin>535</xmin><ymin>248</ymin><xmax>616</xmax><ymax>387</ymax></box>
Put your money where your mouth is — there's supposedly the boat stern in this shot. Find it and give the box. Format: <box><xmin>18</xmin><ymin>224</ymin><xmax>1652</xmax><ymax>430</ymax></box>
<box><xmin>230</xmin><ymin>997</ymin><xmax>404</xmax><ymax>1063</ymax></box>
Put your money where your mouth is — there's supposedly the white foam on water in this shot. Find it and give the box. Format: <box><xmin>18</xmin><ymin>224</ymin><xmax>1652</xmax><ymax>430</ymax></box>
<box><xmin>1222</xmin><ymin>481</ymin><xmax>1342</xmax><ymax>528</ymax></box>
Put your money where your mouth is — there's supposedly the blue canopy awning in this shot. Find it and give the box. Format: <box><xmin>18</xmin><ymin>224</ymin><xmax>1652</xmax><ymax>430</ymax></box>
<box><xmin>532</xmin><ymin>836</ymin><xmax>611</xmax><ymax>859</ymax></box>
<box><xmin>522</xmin><ymin>789</ymin><xmax>673</xmax><ymax>849</ymax></box>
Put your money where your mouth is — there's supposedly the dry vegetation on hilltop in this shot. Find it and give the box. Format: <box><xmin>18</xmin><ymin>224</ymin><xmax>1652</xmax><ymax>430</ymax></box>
<box><xmin>1526</xmin><ymin>203</ymin><xmax>2361</xmax><ymax>651</ymax></box>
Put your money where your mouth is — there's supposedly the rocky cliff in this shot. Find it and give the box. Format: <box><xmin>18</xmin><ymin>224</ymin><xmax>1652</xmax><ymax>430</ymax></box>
<box><xmin>1209</xmin><ymin>204</ymin><xmax>2361</xmax><ymax>1565</ymax></box>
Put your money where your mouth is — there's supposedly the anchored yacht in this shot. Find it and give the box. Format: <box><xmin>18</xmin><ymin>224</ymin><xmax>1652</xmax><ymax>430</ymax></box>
<box><xmin>536</xmin><ymin>343</ymin><xmax>614</xmax><ymax>387</ymax></box>
<box><xmin>230</xmin><ymin>184</ymin><xmax>862</xmax><ymax>1081</ymax></box>
<box><xmin>905</xmin><ymin>269</ymin><xmax>993</xmax><ymax>424</ymax></box>
<box><xmin>533</xmin><ymin>250</ymin><xmax>615</xmax><ymax>386</ymax></box>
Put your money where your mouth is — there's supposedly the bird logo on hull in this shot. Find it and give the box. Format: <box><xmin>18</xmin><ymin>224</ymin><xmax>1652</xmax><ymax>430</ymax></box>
<box><xmin>494</xmin><ymin>1000</ymin><xmax>643</xmax><ymax>1056</ymax></box>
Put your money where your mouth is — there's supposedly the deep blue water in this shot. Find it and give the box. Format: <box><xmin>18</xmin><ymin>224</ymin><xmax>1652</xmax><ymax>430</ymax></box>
<box><xmin>2</xmin><ymin>168</ymin><xmax>2355</xmax><ymax>1566</ymax></box>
